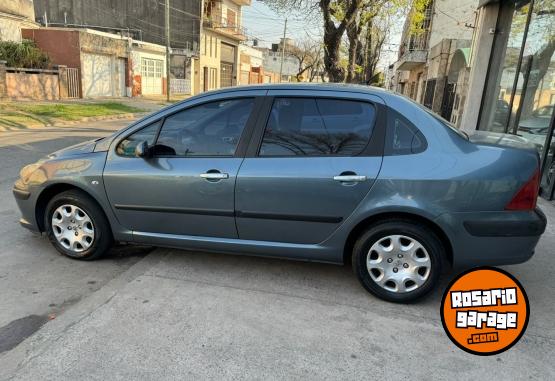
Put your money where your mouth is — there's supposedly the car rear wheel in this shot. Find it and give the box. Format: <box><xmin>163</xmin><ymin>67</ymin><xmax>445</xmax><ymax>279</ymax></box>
<box><xmin>352</xmin><ymin>220</ymin><xmax>443</xmax><ymax>303</ymax></box>
<box><xmin>45</xmin><ymin>190</ymin><xmax>113</xmax><ymax>260</ymax></box>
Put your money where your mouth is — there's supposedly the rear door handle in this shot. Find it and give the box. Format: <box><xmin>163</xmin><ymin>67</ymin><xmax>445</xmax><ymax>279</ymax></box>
<box><xmin>200</xmin><ymin>172</ymin><xmax>229</xmax><ymax>180</ymax></box>
<box><xmin>333</xmin><ymin>175</ymin><xmax>367</xmax><ymax>182</ymax></box>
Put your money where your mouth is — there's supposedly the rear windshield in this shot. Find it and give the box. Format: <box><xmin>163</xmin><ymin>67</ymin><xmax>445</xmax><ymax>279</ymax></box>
<box><xmin>412</xmin><ymin>101</ymin><xmax>469</xmax><ymax>140</ymax></box>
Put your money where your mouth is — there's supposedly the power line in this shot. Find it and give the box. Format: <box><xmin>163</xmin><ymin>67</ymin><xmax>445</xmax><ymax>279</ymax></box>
<box><xmin>157</xmin><ymin>2</ymin><xmax>200</xmax><ymax>19</ymax></box>
<box><xmin>435</xmin><ymin>6</ymin><xmax>475</xmax><ymax>28</ymax></box>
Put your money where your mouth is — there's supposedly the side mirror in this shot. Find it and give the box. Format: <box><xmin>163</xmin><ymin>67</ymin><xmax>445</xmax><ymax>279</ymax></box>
<box><xmin>135</xmin><ymin>141</ymin><xmax>151</xmax><ymax>158</ymax></box>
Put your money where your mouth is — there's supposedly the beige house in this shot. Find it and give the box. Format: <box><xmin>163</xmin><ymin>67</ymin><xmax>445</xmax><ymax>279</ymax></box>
<box><xmin>392</xmin><ymin>0</ymin><xmax>478</xmax><ymax>124</ymax></box>
<box><xmin>0</xmin><ymin>0</ymin><xmax>38</xmax><ymax>42</ymax></box>
<box><xmin>238</xmin><ymin>44</ymin><xmax>263</xmax><ymax>85</ymax></box>
<box><xmin>197</xmin><ymin>0</ymin><xmax>250</xmax><ymax>93</ymax></box>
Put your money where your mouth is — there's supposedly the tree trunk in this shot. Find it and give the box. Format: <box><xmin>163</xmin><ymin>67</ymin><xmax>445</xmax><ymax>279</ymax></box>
<box><xmin>519</xmin><ymin>40</ymin><xmax>555</xmax><ymax>120</ymax></box>
<box><xmin>364</xmin><ymin>21</ymin><xmax>373</xmax><ymax>83</ymax></box>
<box><xmin>346</xmin><ymin>21</ymin><xmax>358</xmax><ymax>83</ymax></box>
<box><xmin>323</xmin><ymin>19</ymin><xmax>345</xmax><ymax>82</ymax></box>
<box><xmin>320</xmin><ymin>0</ymin><xmax>360</xmax><ymax>83</ymax></box>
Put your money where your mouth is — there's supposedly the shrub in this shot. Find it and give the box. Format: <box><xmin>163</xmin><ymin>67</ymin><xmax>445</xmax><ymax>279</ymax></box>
<box><xmin>0</xmin><ymin>39</ymin><xmax>51</xmax><ymax>69</ymax></box>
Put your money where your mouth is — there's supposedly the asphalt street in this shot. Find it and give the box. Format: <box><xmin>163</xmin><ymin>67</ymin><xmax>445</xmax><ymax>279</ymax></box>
<box><xmin>0</xmin><ymin>120</ymin><xmax>554</xmax><ymax>380</ymax></box>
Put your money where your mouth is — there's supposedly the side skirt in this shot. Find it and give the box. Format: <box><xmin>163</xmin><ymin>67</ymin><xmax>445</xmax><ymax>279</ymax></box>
<box><xmin>131</xmin><ymin>231</ymin><xmax>342</xmax><ymax>264</ymax></box>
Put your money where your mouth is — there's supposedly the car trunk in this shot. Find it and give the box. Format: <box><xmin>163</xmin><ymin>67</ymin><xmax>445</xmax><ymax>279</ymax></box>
<box><xmin>469</xmin><ymin>131</ymin><xmax>538</xmax><ymax>153</ymax></box>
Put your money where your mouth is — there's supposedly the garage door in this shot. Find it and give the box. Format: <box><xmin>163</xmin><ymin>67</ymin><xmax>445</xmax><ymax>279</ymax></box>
<box><xmin>141</xmin><ymin>58</ymin><xmax>163</xmax><ymax>95</ymax></box>
<box><xmin>81</xmin><ymin>53</ymin><xmax>114</xmax><ymax>97</ymax></box>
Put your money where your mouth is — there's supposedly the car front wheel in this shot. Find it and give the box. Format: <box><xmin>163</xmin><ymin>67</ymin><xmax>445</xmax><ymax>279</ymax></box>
<box><xmin>45</xmin><ymin>190</ymin><xmax>113</xmax><ymax>260</ymax></box>
<box><xmin>352</xmin><ymin>220</ymin><xmax>443</xmax><ymax>303</ymax></box>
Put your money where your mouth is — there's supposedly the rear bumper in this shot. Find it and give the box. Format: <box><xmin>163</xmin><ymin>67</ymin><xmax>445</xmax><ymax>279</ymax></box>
<box><xmin>435</xmin><ymin>207</ymin><xmax>547</xmax><ymax>268</ymax></box>
<box><xmin>463</xmin><ymin>208</ymin><xmax>546</xmax><ymax>237</ymax></box>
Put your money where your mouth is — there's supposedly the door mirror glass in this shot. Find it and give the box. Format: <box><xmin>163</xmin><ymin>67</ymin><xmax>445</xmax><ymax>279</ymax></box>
<box><xmin>116</xmin><ymin>120</ymin><xmax>161</xmax><ymax>157</ymax></box>
<box><xmin>135</xmin><ymin>141</ymin><xmax>151</xmax><ymax>158</ymax></box>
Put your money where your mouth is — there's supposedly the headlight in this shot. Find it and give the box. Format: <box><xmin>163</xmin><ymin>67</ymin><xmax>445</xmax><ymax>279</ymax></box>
<box><xmin>19</xmin><ymin>162</ymin><xmax>43</xmax><ymax>182</ymax></box>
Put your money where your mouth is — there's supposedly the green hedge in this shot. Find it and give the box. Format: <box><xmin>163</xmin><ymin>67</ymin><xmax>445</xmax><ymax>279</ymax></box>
<box><xmin>0</xmin><ymin>40</ymin><xmax>51</xmax><ymax>69</ymax></box>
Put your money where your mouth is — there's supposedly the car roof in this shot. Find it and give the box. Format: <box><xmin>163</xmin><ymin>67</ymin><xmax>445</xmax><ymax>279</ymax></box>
<box><xmin>198</xmin><ymin>83</ymin><xmax>397</xmax><ymax>100</ymax></box>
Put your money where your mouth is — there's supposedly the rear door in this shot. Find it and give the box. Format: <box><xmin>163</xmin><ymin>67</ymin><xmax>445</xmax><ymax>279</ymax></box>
<box><xmin>235</xmin><ymin>90</ymin><xmax>385</xmax><ymax>245</ymax></box>
<box><xmin>103</xmin><ymin>90</ymin><xmax>265</xmax><ymax>238</ymax></box>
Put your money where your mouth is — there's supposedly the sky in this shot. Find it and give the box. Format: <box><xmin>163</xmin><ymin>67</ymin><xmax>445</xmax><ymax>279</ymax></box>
<box><xmin>241</xmin><ymin>0</ymin><xmax>404</xmax><ymax>74</ymax></box>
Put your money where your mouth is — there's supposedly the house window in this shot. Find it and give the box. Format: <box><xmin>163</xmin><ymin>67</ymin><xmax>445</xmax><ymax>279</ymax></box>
<box><xmin>210</xmin><ymin>67</ymin><xmax>217</xmax><ymax>89</ymax></box>
<box><xmin>227</xmin><ymin>9</ymin><xmax>236</xmax><ymax>27</ymax></box>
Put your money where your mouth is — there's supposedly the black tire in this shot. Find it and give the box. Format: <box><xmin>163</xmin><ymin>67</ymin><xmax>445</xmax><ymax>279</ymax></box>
<box><xmin>44</xmin><ymin>190</ymin><xmax>113</xmax><ymax>260</ymax></box>
<box><xmin>352</xmin><ymin>219</ymin><xmax>444</xmax><ymax>303</ymax></box>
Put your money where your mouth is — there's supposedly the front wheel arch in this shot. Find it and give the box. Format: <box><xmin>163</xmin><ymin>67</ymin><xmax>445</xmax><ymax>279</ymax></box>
<box><xmin>35</xmin><ymin>183</ymin><xmax>109</xmax><ymax>233</ymax></box>
<box><xmin>343</xmin><ymin>212</ymin><xmax>453</xmax><ymax>267</ymax></box>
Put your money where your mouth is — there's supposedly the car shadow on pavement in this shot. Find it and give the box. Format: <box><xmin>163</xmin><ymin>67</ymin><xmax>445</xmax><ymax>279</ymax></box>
<box><xmin>138</xmin><ymin>247</ymin><xmax>451</xmax><ymax>321</ymax></box>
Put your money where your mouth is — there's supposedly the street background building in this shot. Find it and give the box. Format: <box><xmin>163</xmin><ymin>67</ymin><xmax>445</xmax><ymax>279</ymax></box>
<box><xmin>1</xmin><ymin>0</ymin><xmax>553</xmax><ymax>201</ymax></box>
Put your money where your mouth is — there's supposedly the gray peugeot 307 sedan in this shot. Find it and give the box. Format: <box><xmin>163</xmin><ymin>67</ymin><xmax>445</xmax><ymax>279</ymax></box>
<box><xmin>13</xmin><ymin>84</ymin><xmax>547</xmax><ymax>302</ymax></box>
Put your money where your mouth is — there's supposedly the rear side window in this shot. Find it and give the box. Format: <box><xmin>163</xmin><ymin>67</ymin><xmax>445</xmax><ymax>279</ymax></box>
<box><xmin>259</xmin><ymin>98</ymin><xmax>376</xmax><ymax>156</ymax></box>
<box><xmin>385</xmin><ymin>109</ymin><xmax>427</xmax><ymax>155</ymax></box>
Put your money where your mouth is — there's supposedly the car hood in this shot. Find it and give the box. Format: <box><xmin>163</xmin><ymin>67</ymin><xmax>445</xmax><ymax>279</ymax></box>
<box><xmin>469</xmin><ymin>131</ymin><xmax>537</xmax><ymax>152</ymax></box>
<box><xmin>47</xmin><ymin>138</ymin><xmax>99</xmax><ymax>159</ymax></box>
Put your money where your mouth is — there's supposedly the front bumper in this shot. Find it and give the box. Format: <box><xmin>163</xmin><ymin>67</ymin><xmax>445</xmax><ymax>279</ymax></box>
<box><xmin>435</xmin><ymin>207</ymin><xmax>547</xmax><ymax>268</ymax></box>
<box><xmin>13</xmin><ymin>184</ymin><xmax>40</xmax><ymax>232</ymax></box>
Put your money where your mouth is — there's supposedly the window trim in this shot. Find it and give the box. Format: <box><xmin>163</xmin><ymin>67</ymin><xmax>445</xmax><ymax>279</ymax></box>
<box><xmin>246</xmin><ymin>95</ymin><xmax>385</xmax><ymax>158</ymax></box>
<box><xmin>114</xmin><ymin>96</ymin><xmax>264</xmax><ymax>159</ymax></box>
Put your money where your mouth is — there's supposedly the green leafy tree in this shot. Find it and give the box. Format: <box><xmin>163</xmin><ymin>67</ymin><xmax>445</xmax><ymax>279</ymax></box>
<box><xmin>262</xmin><ymin>0</ymin><xmax>427</xmax><ymax>83</ymax></box>
<box><xmin>262</xmin><ymin>0</ymin><xmax>362</xmax><ymax>82</ymax></box>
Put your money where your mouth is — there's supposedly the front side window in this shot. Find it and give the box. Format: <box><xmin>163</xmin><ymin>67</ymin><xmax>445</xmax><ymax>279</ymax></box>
<box><xmin>154</xmin><ymin>98</ymin><xmax>254</xmax><ymax>156</ymax></box>
<box><xmin>116</xmin><ymin>120</ymin><xmax>161</xmax><ymax>157</ymax></box>
<box><xmin>259</xmin><ymin>98</ymin><xmax>376</xmax><ymax>156</ymax></box>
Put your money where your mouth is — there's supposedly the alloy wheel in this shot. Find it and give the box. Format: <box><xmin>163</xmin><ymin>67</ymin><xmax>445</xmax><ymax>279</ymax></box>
<box><xmin>51</xmin><ymin>204</ymin><xmax>95</xmax><ymax>253</ymax></box>
<box><xmin>366</xmin><ymin>234</ymin><xmax>431</xmax><ymax>293</ymax></box>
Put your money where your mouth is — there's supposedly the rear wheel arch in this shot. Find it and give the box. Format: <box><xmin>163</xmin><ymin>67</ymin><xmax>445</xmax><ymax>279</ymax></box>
<box><xmin>35</xmin><ymin>183</ymin><xmax>110</xmax><ymax>232</ymax></box>
<box><xmin>343</xmin><ymin>212</ymin><xmax>453</xmax><ymax>267</ymax></box>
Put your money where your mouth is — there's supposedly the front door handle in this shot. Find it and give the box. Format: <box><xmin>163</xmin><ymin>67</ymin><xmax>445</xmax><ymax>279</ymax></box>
<box><xmin>200</xmin><ymin>172</ymin><xmax>229</xmax><ymax>180</ymax></box>
<box><xmin>333</xmin><ymin>175</ymin><xmax>367</xmax><ymax>182</ymax></box>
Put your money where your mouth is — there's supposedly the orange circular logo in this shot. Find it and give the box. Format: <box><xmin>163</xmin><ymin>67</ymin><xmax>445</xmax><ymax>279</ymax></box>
<box><xmin>441</xmin><ymin>267</ymin><xmax>529</xmax><ymax>356</ymax></box>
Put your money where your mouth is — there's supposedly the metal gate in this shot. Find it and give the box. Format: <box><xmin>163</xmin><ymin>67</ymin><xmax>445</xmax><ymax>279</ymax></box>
<box><xmin>221</xmin><ymin>62</ymin><xmax>233</xmax><ymax>88</ymax></box>
<box><xmin>423</xmin><ymin>79</ymin><xmax>436</xmax><ymax>109</ymax></box>
<box><xmin>441</xmin><ymin>82</ymin><xmax>456</xmax><ymax>121</ymax></box>
<box><xmin>141</xmin><ymin>58</ymin><xmax>163</xmax><ymax>95</ymax></box>
<box><xmin>66</xmin><ymin>68</ymin><xmax>80</xmax><ymax>98</ymax></box>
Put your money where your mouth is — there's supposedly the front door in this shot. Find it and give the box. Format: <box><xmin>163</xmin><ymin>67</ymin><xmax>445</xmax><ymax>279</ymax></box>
<box><xmin>236</xmin><ymin>95</ymin><xmax>384</xmax><ymax>245</ymax></box>
<box><xmin>103</xmin><ymin>96</ymin><xmax>258</xmax><ymax>238</ymax></box>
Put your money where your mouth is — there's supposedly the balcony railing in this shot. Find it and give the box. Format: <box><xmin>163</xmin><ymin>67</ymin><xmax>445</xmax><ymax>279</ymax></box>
<box><xmin>203</xmin><ymin>10</ymin><xmax>247</xmax><ymax>40</ymax></box>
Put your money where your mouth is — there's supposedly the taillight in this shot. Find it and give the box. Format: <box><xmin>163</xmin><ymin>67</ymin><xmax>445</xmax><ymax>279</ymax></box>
<box><xmin>505</xmin><ymin>168</ymin><xmax>540</xmax><ymax>210</ymax></box>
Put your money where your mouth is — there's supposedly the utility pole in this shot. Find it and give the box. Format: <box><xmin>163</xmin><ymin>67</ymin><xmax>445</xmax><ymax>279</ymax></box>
<box><xmin>279</xmin><ymin>18</ymin><xmax>288</xmax><ymax>83</ymax></box>
<box><xmin>165</xmin><ymin>0</ymin><xmax>171</xmax><ymax>102</ymax></box>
